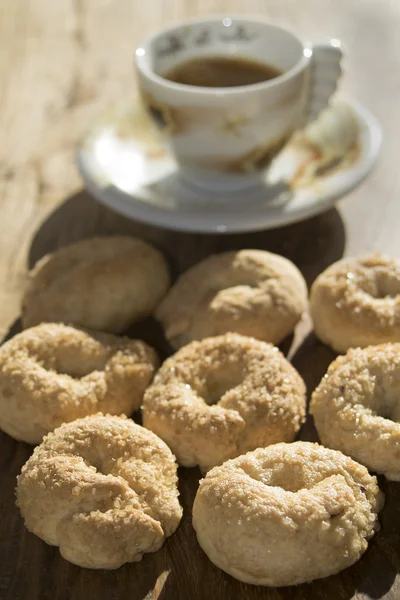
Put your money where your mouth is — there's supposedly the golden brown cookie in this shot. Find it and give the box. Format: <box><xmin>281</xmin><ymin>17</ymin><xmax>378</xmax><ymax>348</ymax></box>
<box><xmin>0</xmin><ymin>323</ymin><xmax>158</xmax><ymax>443</ymax></box>
<box><xmin>22</xmin><ymin>236</ymin><xmax>170</xmax><ymax>333</ymax></box>
<box><xmin>310</xmin><ymin>343</ymin><xmax>400</xmax><ymax>480</ymax></box>
<box><xmin>17</xmin><ymin>414</ymin><xmax>182</xmax><ymax>569</ymax></box>
<box><xmin>143</xmin><ymin>333</ymin><xmax>306</xmax><ymax>471</ymax></box>
<box><xmin>193</xmin><ymin>442</ymin><xmax>383</xmax><ymax>586</ymax></box>
<box><xmin>156</xmin><ymin>249</ymin><xmax>307</xmax><ymax>348</ymax></box>
<box><xmin>310</xmin><ymin>253</ymin><xmax>400</xmax><ymax>352</ymax></box>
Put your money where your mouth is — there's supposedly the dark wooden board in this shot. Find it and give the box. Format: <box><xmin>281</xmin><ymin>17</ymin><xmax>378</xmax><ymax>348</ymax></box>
<box><xmin>0</xmin><ymin>191</ymin><xmax>399</xmax><ymax>600</ymax></box>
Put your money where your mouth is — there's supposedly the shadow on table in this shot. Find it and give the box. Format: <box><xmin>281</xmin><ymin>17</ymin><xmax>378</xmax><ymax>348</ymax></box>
<box><xmin>1</xmin><ymin>317</ymin><xmax>22</xmax><ymax>344</ymax></box>
<box><xmin>291</xmin><ymin>331</ymin><xmax>338</xmax><ymax>406</ymax></box>
<box><xmin>28</xmin><ymin>188</ymin><xmax>346</xmax><ymax>288</ymax></box>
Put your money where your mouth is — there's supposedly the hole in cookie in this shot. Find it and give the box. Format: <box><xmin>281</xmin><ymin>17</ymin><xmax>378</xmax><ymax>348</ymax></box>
<box><xmin>83</xmin><ymin>455</ymin><xmax>110</xmax><ymax>476</ymax></box>
<box><xmin>374</xmin><ymin>402</ymin><xmax>400</xmax><ymax>422</ymax></box>
<box><xmin>361</xmin><ymin>373</ymin><xmax>400</xmax><ymax>422</ymax></box>
<box><xmin>37</xmin><ymin>347</ymin><xmax>109</xmax><ymax>379</ymax></box>
<box><xmin>51</xmin><ymin>360</ymin><xmax>105</xmax><ymax>379</ymax></box>
<box><xmin>375</xmin><ymin>406</ymin><xmax>393</xmax><ymax>420</ymax></box>
<box><xmin>372</xmin><ymin>288</ymin><xmax>400</xmax><ymax>300</ymax></box>
<box><xmin>203</xmin><ymin>366</ymin><xmax>245</xmax><ymax>405</ymax></box>
<box><xmin>328</xmin><ymin>508</ymin><xmax>345</xmax><ymax>519</ymax></box>
<box><xmin>238</xmin><ymin>461</ymin><xmax>310</xmax><ymax>492</ymax></box>
<box><xmin>357</xmin><ymin>269</ymin><xmax>400</xmax><ymax>300</ymax></box>
<box><xmin>238</xmin><ymin>460</ymin><xmax>362</xmax><ymax>495</ymax></box>
<box><xmin>91</xmin><ymin>462</ymin><xmax>108</xmax><ymax>476</ymax></box>
<box><xmin>375</xmin><ymin>271</ymin><xmax>400</xmax><ymax>298</ymax></box>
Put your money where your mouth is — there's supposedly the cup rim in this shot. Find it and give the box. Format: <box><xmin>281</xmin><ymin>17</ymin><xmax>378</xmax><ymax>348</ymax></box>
<box><xmin>135</xmin><ymin>15</ymin><xmax>312</xmax><ymax>95</ymax></box>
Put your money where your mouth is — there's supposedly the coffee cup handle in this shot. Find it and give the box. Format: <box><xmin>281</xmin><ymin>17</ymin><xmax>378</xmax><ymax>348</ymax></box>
<box><xmin>307</xmin><ymin>39</ymin><xmax>343</xmax><ymax>122</ymax></box>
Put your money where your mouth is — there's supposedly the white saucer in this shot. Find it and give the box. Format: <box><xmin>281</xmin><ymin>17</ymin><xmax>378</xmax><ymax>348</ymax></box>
<box><xmin>77</xmin><ymin>97</ymin><xmax>381</xmax><ymax>233</ymax></box>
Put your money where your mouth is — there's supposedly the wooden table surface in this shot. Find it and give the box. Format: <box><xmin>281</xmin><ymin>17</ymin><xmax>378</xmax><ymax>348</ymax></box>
<box><xmin>1</xmin><ymin>1</ymin><xmax>400</xmax><ymax>599</ymax></box>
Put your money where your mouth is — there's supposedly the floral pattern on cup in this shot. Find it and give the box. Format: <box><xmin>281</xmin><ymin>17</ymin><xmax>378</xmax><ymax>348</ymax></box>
<box><xmin>155</xmin><ymin>24</ymin><xmax>258</xmax><ymax>58</ymax></box>
<box><xmin>141</xmin><ymin>92</ymin><xmax>248</xmax><ymax>137</ymax></box>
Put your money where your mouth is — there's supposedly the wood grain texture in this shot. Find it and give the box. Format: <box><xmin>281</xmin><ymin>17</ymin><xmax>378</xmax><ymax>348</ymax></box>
<box><xmin>0</xmin><ymin>1</ymin><xmax>399</xmax><ymax>599</ymax></box>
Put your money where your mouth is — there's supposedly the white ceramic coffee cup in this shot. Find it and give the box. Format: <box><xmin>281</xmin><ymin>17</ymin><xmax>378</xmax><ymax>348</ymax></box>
<box><xmin>135</xmin><ymin>16</ymin><xmax>342</xmax><ymax>191</ymax></box>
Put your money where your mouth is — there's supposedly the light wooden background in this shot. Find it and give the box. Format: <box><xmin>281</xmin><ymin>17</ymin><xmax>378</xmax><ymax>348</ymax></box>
<box><xmin>0</xmin><ymin>1</ymin><xmax>400</xmax><ymax>599</ymax></box>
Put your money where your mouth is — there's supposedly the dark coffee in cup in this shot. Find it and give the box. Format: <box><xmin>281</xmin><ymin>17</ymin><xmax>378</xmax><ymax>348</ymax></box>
<box><xmin>165</xmin><ymin>56</ymin><xmax>282</xmax><ymax>88</ymax></box>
